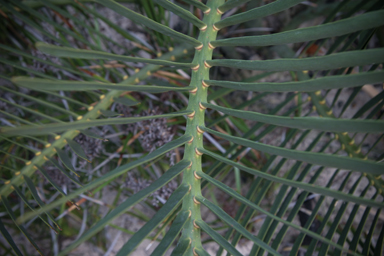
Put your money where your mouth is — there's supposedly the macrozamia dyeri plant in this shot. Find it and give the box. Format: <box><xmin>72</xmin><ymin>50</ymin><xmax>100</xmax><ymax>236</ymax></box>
<box><xmin>1</xmin><ymin>0</ymin><xmax>384</xmax><ymax>255</ymax></box>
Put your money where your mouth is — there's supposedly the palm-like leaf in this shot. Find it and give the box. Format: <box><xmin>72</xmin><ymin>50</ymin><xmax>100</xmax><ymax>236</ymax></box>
<box><xmin>0</xmin><ymin>0</ymin><xmax>383</xmax><ymax>255</ymax></box>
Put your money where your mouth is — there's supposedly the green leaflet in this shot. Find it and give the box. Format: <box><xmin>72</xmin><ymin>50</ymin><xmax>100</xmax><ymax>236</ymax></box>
<box><xmin>215</xmin><ymin>0</ymin><xmax>304</xmax><ymax>29</ymax></box>
<box><xmin>35</xmin><ymin>165</ymin><xmax>77</xmax><ymax>206</ymax></box>
<box><xmin>11</xmin><ymin>76</ymin><xmax>194</xmax><ymax>92</ymax></box>
<box><xmin>202</xmin><ymin>102</ymin><xmax>384</xmax><ymax>133</ymax></box>
<box><xmin>17</xmin><ymin>140</ymin><xmax>191</xmax><ymax>222</ymax></box>
<box><xmin>115</xmin><ymin>185</ymin><xmax>189</xmax><ymax>256</ymax></box>
<box><xmin>66</xmin><ymin>139</ymin><xmax>89</xmax><ymax>162</ymax></box>
<box><xmin>207</xmin><ymin>48</ymin><xmax>384</xmax><ymax>71</ymax></box>
<box><xmin>204</xmin><ymin>71</ymin><xmax>384</xmax><ymax>92</ymax></box>
<box><xmin>200</xmin><ymin>127</ymin><xmax>384</xmax><ymax>175</ymax></box>
<box><xmin>180</xmin><ymin>0</ymin><xmax>210</xmax><ymax>12</ymax></box>
<box><xmin>153</xmin><ymin>0</ymin><xmax>206</xmax><ymax>29</ymax></box>
<box><xmin>218</xmin><ymin>0</ymin><xmax>252</xmax><ymax>13</ymax></box>
<box><xmin>12</xmin><ymin>186</ymin><xmax>58</xmax><ymax>232</ymax></box>
<box><xmin>1</xmin><ymin>86</ymin><xmax>80</xmax><ymax>118</ymax></box>
<box><xmin>196</xmin><ymin>196</ymin><xmax>280</xmax><ymax>256</ymax></box>
<box><xmin>1</xmin><ymin>196</ymin><xmax>43</xmax><ymax>256</ymax></box>
<box><xmin>0</xmin><ymin>110</ymin><xmax>193</xmax><ymax>137</ymax></box>
<box><xmin>195</xmin><ymin>220</ymin><xmax>242</xmax><ymax>256</ymax></box>
<box><xmin>60</xmin><ymin>177</ymin><xmax>189</xmax><ymax>255</ymax></box>
<box><xmin>197</xmin><ymin>172</ymin><xmax>359</xmax><ymax>256</ymax></box>
<box><xmin>197</xmin><ymin>150</ymin><xmax>384</xmax><ymax>208</ymax></box>
<box><xmin>113</xmin><ymin>97</ymin><xmax>140</xmax><ymax>107</ymax></box>
<box><xmin>55</xmin><ymin>147</ymin><xmax>79</xmax><ymax>175</ymax></box>
<box><xmin>212</xmin><ymin>10</ymin><xmax>384</xmax><ymax>47</ymax></box>
<box><xmin>170</xmin><ymin>238</ymin><xmax>191</xmax><ymax>256</ymax></box>
<box><xmin>95</xmin><ymin>0</ymin><xmax>202</xmax><ymax>47</ymax></box>
<box><xmin>0</xmin><ymin>218</ymin><xmax>23</xmax><ymax>256</ymax></box>
<box><xmin>150</xmin><ymin>211</ymin><xmax>190</xmax><ymax>256</ymax></box>
<box><xmin>36</xmin><ymin>42</ymin><xmax>195</xmax><ymax>67</ymax></box>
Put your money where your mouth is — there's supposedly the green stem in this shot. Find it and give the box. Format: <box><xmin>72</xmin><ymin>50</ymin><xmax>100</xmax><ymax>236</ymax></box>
<box><xmin>180</xmin><ymin>0</ymin><xmax>224</xmax><ymax>254</ymax></box>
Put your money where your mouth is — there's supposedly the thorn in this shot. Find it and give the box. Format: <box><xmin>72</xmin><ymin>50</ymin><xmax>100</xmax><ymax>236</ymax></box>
<box><xmin>200</xmin><ymin>25</ymin><xmax>207</xmax><ymax>31</ymax></box>
<box><xmin>216</xmin><ymin>8</ymin><xmax>224</xmax><ymax>15</ymax></box>
<box><xmin>348</xmin><ymin>139</ymin><xmax>355</xmax><ymax>145</ymax></box>
<box><xmin>199</xmin><ymin>102</ymin><xmax>207</xmax><ymax>110</ymax></box>
<box><xmin>202</xmin><ymin>80</ymin><xmax>209</xmax><ymax>88</ymax></box>
<box><xmin>4</xmin><ymin>180</ymin><xmax>10</xmax><ymax>185</ymax></box>
<box><xmin>326</xmin><ymin>110</ymin><xmax>333</xmax><ymax>115</ymax></box>
<box><xmin>55</xmin><ymin>135</ymin><xmax>61</xmax><ymax>140</ymax></box>
<box><xmin>188</xmin><ymin>210</ymin><xmax>192</xmax><ymax>218</ymax></box>
<box><xmin>315</xmin><ymin>91</ymin><xmax>321</xmax><ymax>96</ymax></box>
<box><xmin>88</xmin><ymin>106</ymin><xmax>94</xmax><ymax>111</ymax></box>
<box><xmin>319</xmin><ymin>99</ymin><xmax>326</xmax><ymax>105</ymax></box>
<box><xmin>15</xmin><ymin>171</ymin><xmax>20</xmax><ymax>176</ymax></box>
<box><xmin>213</xmin><ymin>24</ymin><xmax>219</xmax><ymax>31</ymax></box>
<box><xmin>77</xmin><ymin>116</ymin><xmax>83</xmax><ymax>121</ymax></box>
<box><xmin>45</xmin><ymin>143</ymin><xmax>51</xmax><ymax>148</ymax></box>
<box><xmin>208</xmin><ymin>42</ymin><xmax>215</xmax><ymax>50</ymax></box>
<box><xmin>35</xmin><ymin>151</ymin><xmax>41</xmax><ymax>156</ymax></box>
<box><xmin>99</xmin><ymin>95</ymin><xmax>105</xmax><ymax>100</ymax></box>
<box><xmin>204</xmin><ymin>8</ymin><xmax>211</xmax><ymax>14</ymax></box>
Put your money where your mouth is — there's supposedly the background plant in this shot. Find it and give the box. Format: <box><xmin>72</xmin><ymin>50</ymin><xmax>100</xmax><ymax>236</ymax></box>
<box><xmin>0</xmin><ymin>0</ymin><xmax>384</xmax><ymax>255</ymax></box>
